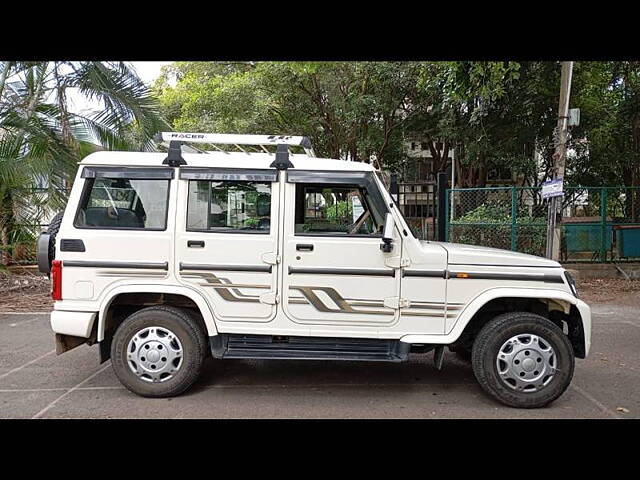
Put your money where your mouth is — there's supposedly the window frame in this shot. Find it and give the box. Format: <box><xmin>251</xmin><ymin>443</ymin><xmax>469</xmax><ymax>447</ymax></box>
<box><xmin>73</xmin><ymin>173</ymin><xmax>171</xmax><ymax>232</ymax></box>
<box><xmin>288</xmin><ymin>171</ymin><xmax>388</xmax><ymax>239</ymax></box>
<box><xmin>185</xmin><ymin>178</ymin><xmax>274</xmax><ymax>235</ymax></box>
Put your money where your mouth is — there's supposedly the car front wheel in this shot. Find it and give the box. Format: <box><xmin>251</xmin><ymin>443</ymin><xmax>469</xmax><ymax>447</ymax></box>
<box><xmin>471</xmin><ymin>311</ymin><xmax>575</xmax><ymax>408</ymax></box>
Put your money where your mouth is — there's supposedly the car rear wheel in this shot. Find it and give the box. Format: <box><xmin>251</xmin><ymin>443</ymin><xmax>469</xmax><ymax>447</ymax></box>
<box><xmin>471</xmin><ymin>311</ymin><xmax>575</xmax><ymax>408</ymax></box>
<box><xmin>111</xmin><ymin>306</ymin><xmax>207</xmax><ymax>398</ymax></box>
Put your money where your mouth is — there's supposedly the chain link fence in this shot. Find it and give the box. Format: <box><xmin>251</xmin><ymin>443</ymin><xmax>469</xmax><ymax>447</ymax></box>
<box><xmin>446</xmin><ymin>186</ymin><xmax>640</xmax><ymax>262</ymax></box>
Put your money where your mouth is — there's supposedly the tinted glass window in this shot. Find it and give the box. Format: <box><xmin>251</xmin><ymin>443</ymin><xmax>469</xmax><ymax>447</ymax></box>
<box><xmin>75</xmin><ymin>178</ymin><xmax>169</xmax><ymax>229</ymax></box>
<box><xmin>187</xmin><ymin>180</ymin><xmax>272</xmax><ymax>233</ymax></box>
<box><xmin>294</xmin><ymin>184</ymin><xmax>383</xmax><ymax>236</ymax></box>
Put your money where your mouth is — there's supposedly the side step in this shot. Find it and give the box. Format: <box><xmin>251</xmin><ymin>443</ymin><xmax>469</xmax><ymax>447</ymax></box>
<box><xmin>210</xmin><ymin>334</ymin><xmax>410</xmax><ymax>362</ymax></box>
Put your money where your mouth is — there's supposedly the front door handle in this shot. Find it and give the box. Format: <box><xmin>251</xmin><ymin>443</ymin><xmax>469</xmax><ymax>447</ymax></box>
<box><xmin>188</xmin><ymin>240</ymin><xmax>205</xmax><ymax>248</ymax></box>
<box><xmin>296</xmin><ymin>244</ymin><xmax>314</xmax><ymax>252</ymax></box>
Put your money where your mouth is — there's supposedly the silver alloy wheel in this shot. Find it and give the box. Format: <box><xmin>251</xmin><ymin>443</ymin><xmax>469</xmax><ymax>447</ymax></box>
<box><xmin>127</xmin><ymin>326</ymin><xmax>183</xmax><ymax>383</ymax></box>
<box><xmin>496</xmin><ymin>333</ymin><xmax>556</xmax><ymax>393</ymax></box>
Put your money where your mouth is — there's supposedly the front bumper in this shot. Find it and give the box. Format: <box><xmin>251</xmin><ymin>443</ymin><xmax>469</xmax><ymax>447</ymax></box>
<box><xmin>574</xmin><ymin>298</ymin><xmax>592</xmax><ymax>357</ymax></box>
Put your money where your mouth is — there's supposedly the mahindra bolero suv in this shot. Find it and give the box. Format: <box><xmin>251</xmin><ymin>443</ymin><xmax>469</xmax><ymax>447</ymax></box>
<box><xmin>37</xmin><ymin>132</ymin><xmax>591</xmax><ymax>408</ymax></box>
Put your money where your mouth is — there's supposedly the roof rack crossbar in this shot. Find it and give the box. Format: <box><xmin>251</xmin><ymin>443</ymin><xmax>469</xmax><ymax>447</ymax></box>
<box><xmin>160</xmin><ymin>132</ymin><xmax>315</xmax><ymax>157</ymax></box>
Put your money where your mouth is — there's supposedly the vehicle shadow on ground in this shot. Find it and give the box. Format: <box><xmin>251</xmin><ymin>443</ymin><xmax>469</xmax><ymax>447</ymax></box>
<box><xmin>190</xmin><ymin>352</ymin><xmax>478</xmax><ymax>391</ymax></box>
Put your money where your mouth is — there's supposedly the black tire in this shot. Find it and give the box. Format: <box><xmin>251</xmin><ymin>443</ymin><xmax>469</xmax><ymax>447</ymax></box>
<box><xmin>46</xmin><ymin>212</ymin><xmax>64</xmax><ymax>267</ymax></box>
<box><xmin>471</xmin><ymin>311</ymin><xmax>575</xmax><ymax>408</ymax></box>
<box><xmin>111</xmin><ymin>306</ymin><xmax>208</xmax><ymax>398</ymax></box>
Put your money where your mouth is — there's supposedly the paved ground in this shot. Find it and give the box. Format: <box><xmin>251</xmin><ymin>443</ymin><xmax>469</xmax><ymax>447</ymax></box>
<box><xmin>1</xmin><ymin>302</ymin><xmax>638</xmax><ymax>419</ymax></box>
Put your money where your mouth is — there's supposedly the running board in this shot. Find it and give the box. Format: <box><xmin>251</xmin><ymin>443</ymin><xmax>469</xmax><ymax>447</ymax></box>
<box><xmin>210</xmin><ymin>334</ymin><xmax>410</xmax><ymax>362</ymax></box>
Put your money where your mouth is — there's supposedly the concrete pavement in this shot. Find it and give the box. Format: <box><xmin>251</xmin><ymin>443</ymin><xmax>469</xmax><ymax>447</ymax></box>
<box><xmin>0</xmin><ymin>303</ymin><xmax>637</xmax><ymax>419</ymax></box>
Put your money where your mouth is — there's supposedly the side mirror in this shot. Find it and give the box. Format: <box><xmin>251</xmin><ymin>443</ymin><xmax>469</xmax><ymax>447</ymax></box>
<box><xmin>380</xmin><ymin>213</ymin><xmax>395</xmax><ymax>253</ymax></box>
<box><xmin>390</xmin><ymin>173</ymin><xmax>399</xmax><ymax>204</ymax></box>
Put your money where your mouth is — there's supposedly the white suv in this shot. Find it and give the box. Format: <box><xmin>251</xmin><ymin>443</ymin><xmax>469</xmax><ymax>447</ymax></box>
<box><xmin>38</xmin><ymin>132</ymin><xmax>591</xmax><ymax>408</ymax></box>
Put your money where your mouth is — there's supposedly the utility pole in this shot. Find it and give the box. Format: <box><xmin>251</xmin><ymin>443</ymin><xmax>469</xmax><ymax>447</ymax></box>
<box><xmin>546</xmin><ymin>61</ymin><xmax>574</xmax><ymax>260</ymax></box>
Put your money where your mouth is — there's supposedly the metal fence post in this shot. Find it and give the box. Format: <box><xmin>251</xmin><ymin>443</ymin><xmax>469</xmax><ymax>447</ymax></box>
<box><xmin>511</xmin><ymin>186</ymin><xmax>517</xmax><ymax>251</ymax></box>
<box><xmin>437</xmin><ymin>172</ymin><xmax>448</xmax><ymax>241</ymax></box>
<box><xmin>600</xmin><ymin>187</ymin><xmax>607</xmax><ymax>262</ymax></box>
<box><xmin>445</xmin><ymin>188</ymin><xmax>450</xmax><ymax>242</ymax></box>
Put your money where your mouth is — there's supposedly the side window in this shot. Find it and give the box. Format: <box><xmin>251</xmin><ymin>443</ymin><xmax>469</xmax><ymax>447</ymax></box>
<box><xmin>294</xmin><ymin>183</ymin><xmax>384</xmax><ymax>236</ymax></box>
<box><xmin>187</xmin><ymin>180</ymin><xmax>272</xmax><ymax>233</ymax></box>
<box><xmin>75</xmin><ymin>178</ymin><xmax>169</xmax><ymax>230</ymax></box>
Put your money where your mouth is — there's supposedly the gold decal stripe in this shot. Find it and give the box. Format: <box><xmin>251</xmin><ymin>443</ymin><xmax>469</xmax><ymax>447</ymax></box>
<box><xmin>291</xmin><ymin>286</ymin><xmax>394</xmax><ymax>316</ymax></box>
<box><xmin>181</xmin><ymin>272</ymin><xmax>269</xmax><ymax>303</ymax></box>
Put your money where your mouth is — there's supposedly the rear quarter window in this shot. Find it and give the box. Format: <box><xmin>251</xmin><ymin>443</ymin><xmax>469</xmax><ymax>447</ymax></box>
<box><xmin>74</xmin><ymin>177</ymin><xmax>170</xmax><ymax>230</ymax></box>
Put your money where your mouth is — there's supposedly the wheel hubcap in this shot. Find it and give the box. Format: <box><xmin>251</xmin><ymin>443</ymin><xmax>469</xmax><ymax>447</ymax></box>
<box><xmin>496</xmin><ymin>334</ymin><xmax>556</xmax><ymax>393</ymax></box>
<box><xmin>127</xmin><ymin>326</ymin><xmax>183</xmax><ymax>383</ymax></box>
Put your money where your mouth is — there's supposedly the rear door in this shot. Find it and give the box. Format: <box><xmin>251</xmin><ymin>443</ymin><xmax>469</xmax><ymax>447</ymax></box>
<box><xmin>175</xmin><ymin>168</ymin><xmax>280</xmax><ymax>322</ymax></box>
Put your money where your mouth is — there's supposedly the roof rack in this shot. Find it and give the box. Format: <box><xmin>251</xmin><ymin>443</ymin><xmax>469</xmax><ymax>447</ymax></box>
<box><xmin>158</xmin><ymin>132</ymin><xmax>315</xmax><ymax>169</ymax></box>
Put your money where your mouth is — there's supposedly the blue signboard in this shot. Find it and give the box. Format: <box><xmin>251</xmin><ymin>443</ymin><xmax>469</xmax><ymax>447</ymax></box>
<box><xmin>541</xmin><ymin>179</ymin><xmax>564</xmax><ymax>199</ymax></box>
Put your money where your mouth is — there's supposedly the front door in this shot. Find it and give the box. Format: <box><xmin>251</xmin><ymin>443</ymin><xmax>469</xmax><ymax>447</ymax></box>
<box><xmin>281</xmin><ymin>171</ymin><xmax>402</xmax><ymax>328</ymax></box>
<box><xmin>175</xmin><ymin>168</ymin><xmax>280</xmax><ymax>322</ymax></box>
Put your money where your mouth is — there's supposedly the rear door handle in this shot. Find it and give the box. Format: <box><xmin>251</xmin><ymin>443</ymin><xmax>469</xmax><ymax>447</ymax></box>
<box><xmin>188</xmin><ymin>240</ymin><xmax>205</xmax><ymax>248</ymax></box>
<box><xmin>296</xmin><ymin>244</ymin><xmax>314</xmax><ymax>252</ymax></box>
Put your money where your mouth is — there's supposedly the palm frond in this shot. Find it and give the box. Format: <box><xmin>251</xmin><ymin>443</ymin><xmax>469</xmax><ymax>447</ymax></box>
<box><xmin>68</xmin><ymin>62</ymin><xmax>168</xmax><ymax>150</ymax></box>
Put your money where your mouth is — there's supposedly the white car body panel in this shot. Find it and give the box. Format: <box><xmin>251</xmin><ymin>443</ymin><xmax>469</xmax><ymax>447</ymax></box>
<box><xmin>440</xmin><ymin>242</ymin><xmax>561</xmax><ymax>268</ymax></box>
<box><xmin>400</xmin><ymin>288</ymin><xmax>591</xmax><ymax>356</ymax></box>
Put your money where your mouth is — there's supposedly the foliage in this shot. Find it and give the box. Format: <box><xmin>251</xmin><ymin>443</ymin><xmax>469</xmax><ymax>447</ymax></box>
<box><xmin>0</xmin><ymin>61</ymin><xmax>168</xmax><ymax>264</ymax></box>
<box><xmin>450</xmin><ymin>200</ymin><xmax>547</xmax><ymax>256</ymax></box>
<box><xmin>568</xmin><ymin>61</ymin><xmax>640</xmax><ymax>187</ymax></box>
<box><xmin>325</xmin><ymin>200</ymin><xmax>352</xmax><ymax>223</ymax></box>
<box><xmin>154</xmin><ymin>62</ymin><xmax>424</xmax><ymax>170</ymax></box>
<box><xmin>155</xmin><ymin>61</ymin><xmax>640</xmax><ymax>189</ymax></box>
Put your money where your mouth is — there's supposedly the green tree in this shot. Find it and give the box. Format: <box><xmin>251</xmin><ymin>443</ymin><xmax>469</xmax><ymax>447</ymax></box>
<box><xmin>154</xmin><ymin>61</ymin><xmax>423</xmax><ymax>170</ymax></box>
<box><xmin>0</xmin><ymin>61</ymin><xmax>168</xmax><ymax>265</ymax></box>
<box><xmin>154</xmin><ymin>60</ymin><xmax>640</xmax><ymax>193</ymax></box>
<box><xmin>404</xmin><ymin>61</ymin><xmax>562</xmax><ymax>187</ymax></box>
<box><xmin>569</xmin><ymin>61</ymin><xmax>640</xmax><ymax>187</ymax></box>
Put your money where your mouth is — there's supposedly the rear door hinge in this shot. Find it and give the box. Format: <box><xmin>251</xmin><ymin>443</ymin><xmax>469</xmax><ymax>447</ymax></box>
<box><xmin>385</xmin><ymin>256</ymin><xmax>410</xmax><ymax>269</ymax></box>
<box><xmin>261</xmin><ymin>252</ymin><xmax>280</xmax><ymax>265</ymax></box>
<box><xmin>259</xmin><ymin>292</ymin><xmax>279</xmax><ymax>305</ymax></box>
<box><xmin>384</xmin><ymin>297</ymin><xmax>409</xmax><ymax>309</ymax></box>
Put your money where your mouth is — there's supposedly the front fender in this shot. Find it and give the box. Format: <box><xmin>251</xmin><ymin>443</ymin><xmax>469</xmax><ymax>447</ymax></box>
<box><xmin>97</xmin><ymin>284</ymin><xmax>218</xmax><ymax>341</ymax></box>
<box><xmin>401</xmin><ymin>287</ymin><xmax>591</xmax><ymax>356</ymax></box>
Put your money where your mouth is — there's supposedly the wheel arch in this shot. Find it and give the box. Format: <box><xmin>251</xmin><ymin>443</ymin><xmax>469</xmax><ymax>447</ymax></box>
<box><xmin>97</xmin><ymin>284</ymin><xmax>218</xmax><ymax>343</ymax></box>
<box><xmin>448</xmin><ymin>287</ymin><xmax>590</xmax><ymax>358</ymax></box>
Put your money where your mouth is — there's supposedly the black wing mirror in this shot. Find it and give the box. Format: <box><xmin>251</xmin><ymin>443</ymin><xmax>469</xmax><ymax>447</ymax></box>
<box><xmin>380</xmin><ymin>213</ymin><xmax>395</xmax><ymax>253</ymax></box>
